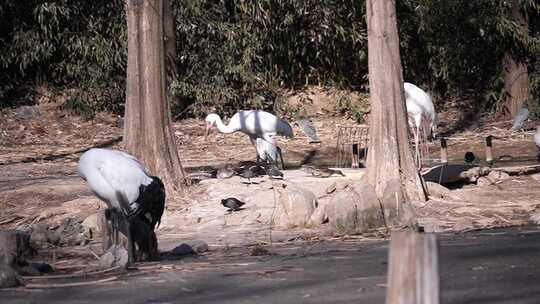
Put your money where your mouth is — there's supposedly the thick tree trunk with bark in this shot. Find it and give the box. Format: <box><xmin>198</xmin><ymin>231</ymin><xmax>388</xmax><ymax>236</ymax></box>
<box><xmin>365</xmin><ymin>0</ymin><xmax>427</xmax><ymax>219</ymax></box>
<box><xmin>500</xmin><ymin>0</ymin><xmax>530</xmax><ymax>119</ymax></box>
<box><xmin>124</xmin><ymin>0</ymin><xmax>185</xmax><ymax>192</ymax></box>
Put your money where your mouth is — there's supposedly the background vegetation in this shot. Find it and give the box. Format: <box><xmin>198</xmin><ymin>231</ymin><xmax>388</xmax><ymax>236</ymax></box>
<box><xmin>0</xmin><ymin>0</ymin><xmax>538</xmax><ymax>119</ymax></box>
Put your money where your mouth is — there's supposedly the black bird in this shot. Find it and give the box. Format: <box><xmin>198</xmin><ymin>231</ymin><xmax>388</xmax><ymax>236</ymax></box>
<box><xmin>237</xmin><ymin>165</ymin><xmax>266</xmax><ymax>184</ymax></box>
<box><xmin>265</xmin><ymin>164</ymin><xmax>284</xmax><ymax>179</ymax></box>
<box><xmin>464</xmin><ymin>151</ymin><xmax>476</xmax><ymax>165</ymax></box>
<box><xmin>221</xmin><ymin>197</ymin><xmax>245</xmax><ymax>212</ymax></box>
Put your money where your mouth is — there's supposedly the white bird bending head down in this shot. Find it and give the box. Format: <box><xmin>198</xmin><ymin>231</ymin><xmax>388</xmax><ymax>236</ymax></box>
<box><xmin>204</xmin><ymin>110</ymin><xmax>294</xmax><ymax>140</ymax></box>
<box><xmin>77</xmin><ymin>148</ymin><xmax>165</xmax><ymax>229</ymax></box>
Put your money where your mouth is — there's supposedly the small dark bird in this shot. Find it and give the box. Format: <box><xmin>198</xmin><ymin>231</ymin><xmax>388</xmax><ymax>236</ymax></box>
<box><xmin>221</xmin><ymin>197</ymin><xmax>245</xmax><ymax>212</ymax></box>
<box><xmin>238</xmin><ymin>165</ymin><xmax>266</xmax><ymax>184</ymax></box>
<box><xmin>302</xmin><ymin>165</ymin><xmax>345</xmax><ymax>178</ymax></box>
<box><xmin>265</xmin><ymin>164</ymin><xmax>284</xmax><ymax>179</ymax></box>
<box><xmin>464</xmin><ymin>151</ymin><xmax>476</xmax><ymax>165</ymax></box>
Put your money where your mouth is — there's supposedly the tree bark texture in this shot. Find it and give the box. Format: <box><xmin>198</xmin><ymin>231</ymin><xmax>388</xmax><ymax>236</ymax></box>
<box><xmin>365</xmin><ymin>0</ymin><xmax>427</xmax><ymax>203</ymax></box>
<box><xmin>124</xmin><ymin>0</ymin><xmax>185</xmax><ymax>192</ymax></box>
<box><xmin>501</xmin><ymin>0</ymin><xmax>530</xmax><ymax>119</ymax></box>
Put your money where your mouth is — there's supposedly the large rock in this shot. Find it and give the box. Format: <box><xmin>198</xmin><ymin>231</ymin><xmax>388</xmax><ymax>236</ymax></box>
<box><xmin>323</xmin><ymin>183</ymin><xmax>384</xmax><ymax>234</ymax></box>
<box><xmin>82</xmin><ymin>212</ymin><xmax>103</xmax><ymax>239</ymax></box>
<box><xmin>0</xmin><ymin>230</ymin><xmax>33</xmax><ymax>266</ymax></box>
<box><xmin>99</xmin><ymin>245</ymin><xmax>129</xmax><ymax>269</ymax></box>
<box><xmin>425</xmin><ymin>182</ymin><xmax>450</xmax><ymax>199</ymax></box>
<box><xmin>0</xmin><ymin>264</ymin><xmax>21</xmax><ymax>288</ymax></box>
<box><xmin>274</xmin><ymin>184</ymin><xmax>317</xmax><ymax>228</ymax></box>
<box><xmin>14</xmin><ymin>105</ymin><xmax>40</xmax><ymax>120</ymax></box>
<box><xmin>379</xmin><ymin>179</ymin><xmax>416</xmax><ymax>227</ymax></box>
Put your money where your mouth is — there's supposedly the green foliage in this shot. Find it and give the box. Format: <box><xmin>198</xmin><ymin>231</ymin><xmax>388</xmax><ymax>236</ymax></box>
<box><xmin>0</xmin><ymin>0</ymin><xmax>126</xmax><ymax>111</ymax></box>
<box><xmin>0</xmin><ymin>0</ymin><xmax>538</xmax><ymax>120</ymax></box>
<box><xmin>172</xmin><ymin>0</ymin><xmax>368</xmax><ymax>117</ymax></box>
<box><xmin>398</xmin><ymin>0</ymin><xmax>540</xmax><ymax>112</ymax></box>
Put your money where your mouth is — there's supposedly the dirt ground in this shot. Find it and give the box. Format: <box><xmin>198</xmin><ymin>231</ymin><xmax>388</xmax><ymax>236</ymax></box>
<box><xmin>1</xmin><ymin>92</ymin><xmax>540</xmax><ymax>273</ymax></box>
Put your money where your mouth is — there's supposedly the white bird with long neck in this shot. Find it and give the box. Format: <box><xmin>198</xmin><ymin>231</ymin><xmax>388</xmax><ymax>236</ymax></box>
<box><xmin>77</xmin><ymin>148</ymin><xmax>165</xmax><ymax>262</ymax></box>
<box><xmin>404</xmin><ymin>82</ymin><xmax>438</xmax><ymax>168</ymax></box>
<box><xmin>204</xmin><ymin>110</ymin><xmax>293</xmax><ymax>166</ymax></box>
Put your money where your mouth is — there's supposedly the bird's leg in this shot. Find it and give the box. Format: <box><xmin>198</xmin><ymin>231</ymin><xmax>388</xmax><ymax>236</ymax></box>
<box><xmin>127</xmin><ymin>220</ymin><xmax>135</xmax><ymax>264</ymax></box>
<box><xmin>413</xmin><ymin>125</ymin><xmax>421</xmax><ymax>169</ymax></box>
<box><xmin>277</xmin><ymin>147</ymin><xmax>285</xmax><ymax>170</ymax></box>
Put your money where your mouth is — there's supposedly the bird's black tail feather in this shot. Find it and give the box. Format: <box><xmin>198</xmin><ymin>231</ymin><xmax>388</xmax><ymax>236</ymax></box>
<box><xmin>133</xmin><ymin>176</ymin><xmax>166</xmax><ymax>229</ymax></box>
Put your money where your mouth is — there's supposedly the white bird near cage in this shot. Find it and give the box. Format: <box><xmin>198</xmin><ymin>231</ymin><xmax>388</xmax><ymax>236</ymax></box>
<box><xmin>404</xmin><ymin>82</ymin><xmax>438</xmax><ymax>168</ymax></box>
<box><xmin>204</xmin><ymin>110</ymin><xmax>293</xmax><ymax>168</ymax></box>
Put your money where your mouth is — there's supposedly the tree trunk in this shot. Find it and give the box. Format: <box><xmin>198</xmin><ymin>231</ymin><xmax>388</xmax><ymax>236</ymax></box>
<box><xmin>500</xmin><ymin>0</ymin><xmax>530</xmax><ymax>119</ymax></box>
<box><xmin>124</xmin><ymin>0</ymin><xmax>185</xmax><ymax>193</ymax></box>
<box><xmin>163</xmin><ymin>1</ymin><xmax>188</xmax><ymax>114</ymax></box>
<box><xmin>365</xmin><ymin>0</ymin><xmax>427</xmax><ymax>213</ymax></box>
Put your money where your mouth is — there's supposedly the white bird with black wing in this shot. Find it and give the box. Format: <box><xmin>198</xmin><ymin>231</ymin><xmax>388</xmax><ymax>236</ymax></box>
<box><xmin>77</xmin><ymin>148</ymin><xmax>165</xmax><ymax>262</ymax></box>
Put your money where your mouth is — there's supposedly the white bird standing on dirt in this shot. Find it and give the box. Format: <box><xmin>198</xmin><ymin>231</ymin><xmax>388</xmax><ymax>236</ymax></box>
<box><xmin>204</xmin><ymin>110</ymin><xmax>293</xmax><ymax>167</ymax></box>
<box><xmin>404</xmin><ymin>82</ymin><xmax>438</xmax><ymax>167</ymax></box>
<box><xmin>77</xmin><ymin>148</ymin><xmax>165</xmax><ymax>261</ymax></box>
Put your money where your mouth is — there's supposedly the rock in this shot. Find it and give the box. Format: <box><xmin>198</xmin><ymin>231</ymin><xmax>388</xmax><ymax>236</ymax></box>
<box><xmin>426</xmin><ymin>182</ymin><xmax>450</xmax><ymax>199</ymax></box>
<box><xmin>0</xmin><ymin>264</ymin><xmax>21</xmax><ymax>288</ymax></box>
<box><xmin>171</xmin><ymin>244</ymin><xmax>195</xmax><ymax>255</ymax></box>
<box><xmin>14</xmin><ymin>105</ymin><xmax>40</xmax><ymax>120</ymax></box>
<box><xmin>0</xmin><ymin>230</ymin><xmax>33</xmax><ymax>267</ymax></box>
<box><xmin>454</xmin><ymin>218</ymin><xmax>475</xmax><ymax>231</ymax></box>
<box><xmin>30</xmin><ymin>224</ymin><xmax>51</xmax><ymax>247</ymax></box>
<box><xmin>99</xmin><ymin>246</ymin><xmax>129</xmax><ymax>269</ymax></box>
<box><xmin>325</xmin><ymin>190</ymin><xmax>361</xmax><ymax>233</ymax></box>
<box><xmin>250</xmin><ymin>245</ymin><xmax>271</xmax><ymax>256</ymax></box>
<box><xmin>530</xmin><ymin>212</ymin><xmax>540</xmax><ymax>225</ymax></box>
<box><xmin>274</xmin><ymin>185</ymin><xmax>317</xmax><ymax>228</ymax></box>
<box><xmin>476</xmin><ymin>176</ymin><xmax>493</xmax><ymax>187</ymax></box>
<box><xmin>323</xmin><ymin>183</ymin><xmax>383</xmax><ymax>234</ymax></box>
<box><xmin>379</xmin><ymin>179</ymin><xmax>415</xmax><ymax>227</ymax></box>
<box><xmin>325</xmin><ymin>182</ymin><xmax>337</xmax><ymax>194</ymax></box>
<box><xmin>18</xmin><ymin>262</ymin><xmax>54</xmax><ymax>276</ymax></box>
<box><xmin>487</xmin><ymin>170</ymin><xmax>510</xmax><ymax>181</ymax></box>
<box><xmin>185</xmin><ymin>240</ymin><xmax>209</xmax><ymax>253</ymax></box>
<box><xmin>82</xmin><ymin>212</ymin><xmax>103</xmax><ymax>239</ymax></box>
<box><xmin>531</xmin><ymin>173</ymin><xmax>540</xmax><ymax>181</ymax></box>
<box><xmin>459</xmin><ymin>167</ymin><xmax>491</xmax><ymax>183</ymax></box>
<box><xmin>56</xmin><ymin>217</ymin><xmax>88</xmax><ymax>246</ymax></box>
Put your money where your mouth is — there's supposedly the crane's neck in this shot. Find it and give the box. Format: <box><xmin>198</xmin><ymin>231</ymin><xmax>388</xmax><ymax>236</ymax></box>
<box><xmin>213</xmin><ymin>116</ymin><xmax>237</xmax><ymax>134</ymax></box>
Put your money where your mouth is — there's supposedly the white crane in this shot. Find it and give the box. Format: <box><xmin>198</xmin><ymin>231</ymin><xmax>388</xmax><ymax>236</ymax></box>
<box><xmin>77</xmin><ymin>148</ymin><xmax>165</xmax><ymax>262</ymax></box>
<box><xmin>204</xmin><ymin>110</ymin><xmax>293</xmax><ymax>167</ymax></box>
<box><xmin>404</xmin><ymin>82</ymin><xmax>438</xmax><ymax>168</ymax></box>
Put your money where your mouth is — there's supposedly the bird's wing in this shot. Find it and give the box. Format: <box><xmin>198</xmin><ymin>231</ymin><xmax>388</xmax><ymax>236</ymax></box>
<box><xmin>96</xmin><ymin>154</ymin><xmax>149</xmax><ymax>206</ymax></box>
<box><xmin>297</xmin><ymin>119</ymin><xmax>319</xmax><ymax>141</ymax></box>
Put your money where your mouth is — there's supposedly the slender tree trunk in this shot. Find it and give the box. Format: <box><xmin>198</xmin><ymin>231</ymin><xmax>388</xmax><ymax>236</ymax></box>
<box><xmin>500</xmin><ymin>0</ymin><xmax>530</xmax><ymax>119</ymax></box>
<box><xmin>365</xmin><ymin>0</ymin><xmax>427</xmax><ymax>209</ymax></box>
<box><xmin>124</xmin><ymin>0</ymin><xmax>185</xmax><ymax>193</ymax></box>
<box><xmin>163</xmin><ymin>1</ymin><xmax>188</xmax><ymax>114</ymax></box>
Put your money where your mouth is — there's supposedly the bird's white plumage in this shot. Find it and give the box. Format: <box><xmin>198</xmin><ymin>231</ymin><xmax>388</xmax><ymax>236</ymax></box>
<box><xmin>534</xmin><ymin>126</ymin><xmax>540</xmax><ymax>149</ymax></box>
<box><xmin>205</xmin><ymin>110</ymin><xmax>292</xmax><ymax>163</ymax></box>
<box><xmin>78</xmin><ymin>148</ymin><xmax>152</xmax><ymax>212</ymax></box>
<box><xmin>404</xmin><ymin>82</ymin><xmax>437</xmax><ymax>136</ymax></box>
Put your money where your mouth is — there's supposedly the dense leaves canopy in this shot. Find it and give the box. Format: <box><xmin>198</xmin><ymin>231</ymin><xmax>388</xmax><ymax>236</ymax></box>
<box><xmin>0</xmin><ymin>0</ymin><xmax>538</xmax><ymax>118</ymax></box>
